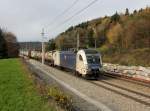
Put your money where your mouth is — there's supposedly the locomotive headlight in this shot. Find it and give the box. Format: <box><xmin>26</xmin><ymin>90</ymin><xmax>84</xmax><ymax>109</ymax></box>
<box><xmin>99</xmin><ymin>67</ymin><xmax>104</xmax><ymax>72</ymax></box>
<box><xmin>85</xmin><ymin>64</ymin><xmax>88</xmax><ymax>70</ymax></box>
<box><xmin>99</xmin><ymin>67</ymin><xmax>101</xmax><ymax>71</ymax></box>
<box><xmin>85</xmin><ymin>64</ymin><xmax>91</xmax><ymax>72</ymax></box>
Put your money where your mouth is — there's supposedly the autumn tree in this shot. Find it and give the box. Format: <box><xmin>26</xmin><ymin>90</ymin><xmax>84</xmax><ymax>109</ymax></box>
<box><xmin>124</xmin><ymin>19</ymin><xmax>150</xmax><ymax>49</ymax></box>
<box><xmin>107</xmin><ymin>23</ymin><xmax>123</xmax><ymax>52</ymax></box>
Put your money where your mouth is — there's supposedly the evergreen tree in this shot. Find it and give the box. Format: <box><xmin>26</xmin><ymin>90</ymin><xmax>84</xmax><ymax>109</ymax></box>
<box><xmin>133</xmin><ymin>10</ymin><xmax>137</xmax><ymax>14</ymax></box>
<box><xmin>0</xmin><ymin>28</ymin><xmax>7</xmax><ymax>58</ymax></box>
<box><xmin>46</xmin><ymin>39</ymin><xmax>56</xmax><ymax>51</ymax></box>
<box><xmin>111</xmin><ymin>12</ymin><xmax>120</xmax><ymax>22</ymax></box>
<box><xmin>125</xmin><ymin>8</ymin><xmax>129</xmax><ymax>16</ymax></box>
<box><xmin>4</xmin><ymin>32</ymin><xmax>19</xmax><ymax>57</ymax></box>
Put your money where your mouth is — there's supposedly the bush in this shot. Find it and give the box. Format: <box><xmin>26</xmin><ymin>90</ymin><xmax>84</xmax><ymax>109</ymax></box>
<box><xmin>48</xmin><ymin>86</ymin><xmax>73</xmax><ymax>110</ymax></box>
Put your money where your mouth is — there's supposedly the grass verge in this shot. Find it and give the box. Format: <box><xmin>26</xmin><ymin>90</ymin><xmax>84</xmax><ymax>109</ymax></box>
<box><xmin>0</xmin><ymin>58</ymin><xmax>56</xmax><ymax>111</ymax></box>
<box><xmin>21</xmin><ymin>59</ymin><xmax>74</xmax><ymax>111</ymax></box>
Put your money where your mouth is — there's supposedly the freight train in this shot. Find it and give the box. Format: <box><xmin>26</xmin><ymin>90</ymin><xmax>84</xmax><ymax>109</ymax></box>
<box><xmin>20</xmin><ymin>49</ymin><xmax>103</xmax><ymax>78</ymax></box>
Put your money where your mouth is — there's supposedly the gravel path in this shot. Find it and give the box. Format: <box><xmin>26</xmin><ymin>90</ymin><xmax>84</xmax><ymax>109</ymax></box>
<box><xmin>28</xmin><ymin>59</ymin><xmax>150</xmax><ymax>111</ymax></box>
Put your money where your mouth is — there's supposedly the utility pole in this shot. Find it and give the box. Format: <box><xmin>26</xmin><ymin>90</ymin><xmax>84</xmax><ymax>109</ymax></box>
<box><xmin>26</xmin><ymin>42</ymin><xmax>27</xmax><ymax>51</ymax></box>
<box><xmin>41</xmin><ymin>28</ymin><xmax>45</xmax><ymax>65</ymax></box>
<box><xmin>77</xmin><ymin>32</ymin><xmax>80</xmax><ymax>51</ymax></box>
<box><xmin>95</xmin><ymin>39</ymin><xmax>97</xmax><ymax>49</ymax></box>
<box><xmin>92</xmin><ymin>27</ymin><xmax>97</xmax><ymax>49</ymax></box>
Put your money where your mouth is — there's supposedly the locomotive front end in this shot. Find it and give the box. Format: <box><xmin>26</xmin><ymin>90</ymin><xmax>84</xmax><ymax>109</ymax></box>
<box><xmin>76</xmin><ymin>49</ymin><xmax>102</xmax><ymax>78</ymax></box>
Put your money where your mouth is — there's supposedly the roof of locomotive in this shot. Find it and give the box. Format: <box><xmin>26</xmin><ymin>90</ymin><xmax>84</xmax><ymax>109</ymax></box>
<box><xmin>81</xmin><ymin>49</ymin><xmax>99</xmax><ymax>54</ymax></box>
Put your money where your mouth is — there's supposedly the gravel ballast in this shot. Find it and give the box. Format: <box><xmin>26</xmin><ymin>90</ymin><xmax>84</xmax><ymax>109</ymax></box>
<box><xmin>27</xmin><ymin>59</ymin><xmax>150</xmax><ymax>111</ymax></box>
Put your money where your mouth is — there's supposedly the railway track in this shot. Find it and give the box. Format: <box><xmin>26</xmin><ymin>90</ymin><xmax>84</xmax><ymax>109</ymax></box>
<box><xmin>36</xmin><ymin>60</ymin><xmax>150</xmax><ymax>107</ymax></box>
<box><xmin>103</xmin><ymin>72</ymin><xmax>150</xmax><ymax>88</ymax></box>
<box><xmin>48</xmin><ymin>67</ymin><xmax>150</xmax><ymax>106</ymax></box>
<box><xmin>58</xmin><ymin>69</ymin><xmax>150</xmax><ymax>106</ymax></box>
<box><xmin>89</xmin><ymin>80</ymin><xmax>150</xmax><ymax>106</ymax></box>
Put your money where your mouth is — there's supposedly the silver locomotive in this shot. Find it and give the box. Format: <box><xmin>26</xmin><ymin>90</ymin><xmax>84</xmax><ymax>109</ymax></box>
<box><xmin>20</xmin><ymin>49</ymin><xmax>103</xmax><ymax>78</ymax></box>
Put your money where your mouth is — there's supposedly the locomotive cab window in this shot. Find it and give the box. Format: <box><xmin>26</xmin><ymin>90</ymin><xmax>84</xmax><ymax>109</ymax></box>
<box><xmin>79</xmin><ymin>55</ymin><xmax>83</xmax><ymax>61</ymax></box>
<box><xmin>86</xmin><ymin>55</ymin><xmax>100</xmax><ymax>64</ymax></box>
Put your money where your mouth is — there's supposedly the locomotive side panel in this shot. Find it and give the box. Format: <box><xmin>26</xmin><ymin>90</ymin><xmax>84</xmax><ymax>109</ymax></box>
<box><xmin>59</xmin><ymin>52</ymin><xmax>76</xmax><ymax>70</ymax></box>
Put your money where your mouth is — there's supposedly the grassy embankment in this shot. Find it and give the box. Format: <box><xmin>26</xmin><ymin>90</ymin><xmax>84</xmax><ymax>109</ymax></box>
<box><xmin>99</xmin><ymin>48</ymin><xmax>150</xmax><ymax>67</ymax></box>
<box><xmin>0</xmin><ymin>58</ymin><xmax>56</xmax><ymax>111</ymax></box>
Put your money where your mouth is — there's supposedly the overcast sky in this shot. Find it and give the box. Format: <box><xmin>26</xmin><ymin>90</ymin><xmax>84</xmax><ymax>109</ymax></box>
<box><xmin>0</xmin><ymin>0</ymin><xmax>149</xmax><ymax>42</ymax></box>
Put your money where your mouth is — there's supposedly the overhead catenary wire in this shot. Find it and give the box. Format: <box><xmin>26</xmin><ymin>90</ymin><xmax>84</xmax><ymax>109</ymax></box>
<box><xmin>44</xmin><ymin>0</ymin><xmax>80</xmax><ymax>29</ymax></box>
<box><xmin>49</xmin><ymin>0</ymin><xmax>99</xmax><ymax>32</ymax></box>
<box><xmin>41</xmin><ymin>0</ymin><xmax>80</xmax><ymax>63</ymax></box>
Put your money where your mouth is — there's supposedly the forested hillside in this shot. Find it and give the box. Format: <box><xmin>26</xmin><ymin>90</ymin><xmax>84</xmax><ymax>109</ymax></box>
<box><xmin>48</xmin><ymin>7</ymin><xmax>150</xmax><ymax>66</ymax></box>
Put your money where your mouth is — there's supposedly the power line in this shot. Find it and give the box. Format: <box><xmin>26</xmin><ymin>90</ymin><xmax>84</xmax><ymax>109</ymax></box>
<box><xmin>44</xmin><ymin>0</ymin><xmax>80</xmax><ymax>29</ymax></box>
<box><xmin>49</xmin><ymin>0</ymin><xmax>99</xmax><ymax>32</ymax></box>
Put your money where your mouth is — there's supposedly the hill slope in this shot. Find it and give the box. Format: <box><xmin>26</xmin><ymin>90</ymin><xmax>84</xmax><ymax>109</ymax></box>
<box><xmin>51</xmin><ymin>7</ymin><xmax>150</xmax><ymax>66</ymax></box>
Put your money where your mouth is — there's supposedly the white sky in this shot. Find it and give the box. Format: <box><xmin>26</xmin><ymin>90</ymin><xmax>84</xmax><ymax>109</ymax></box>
<box><xmin>0</xmin><ymin>0</ymin><xmax>149</xmax><ymax>42</ymax></box>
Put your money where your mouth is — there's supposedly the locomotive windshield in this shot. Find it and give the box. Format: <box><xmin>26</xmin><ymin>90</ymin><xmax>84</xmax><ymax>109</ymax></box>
<box><xmin>86</xmin><ymin>55</ymin><xmax>100</xmax><ymax>64</ymax></box>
